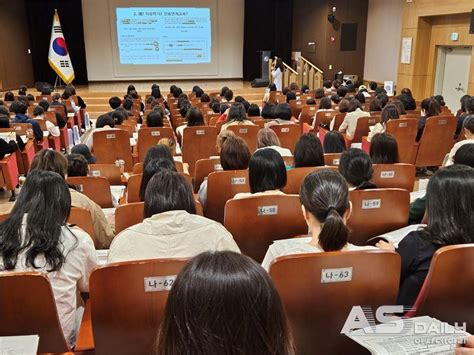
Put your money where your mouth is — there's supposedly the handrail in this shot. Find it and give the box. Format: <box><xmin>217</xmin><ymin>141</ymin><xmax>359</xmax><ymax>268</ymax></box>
<box><xmin>299</xmin><ymin>56</ymin><xmax>323</xmax><ymax>74</ymax></box>
<box><xmin>282</xmin><ymin>61</ymin><xmax>298</xmax><ymax>75</ymax></box>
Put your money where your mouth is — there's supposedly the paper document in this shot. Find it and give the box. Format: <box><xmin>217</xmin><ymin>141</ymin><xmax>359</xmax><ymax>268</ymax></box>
<box><xmin>375</xmin><ymin>224</ymin><xmax>425</xmax><ymax>247</ymax></box>
<box><xmin>347</xmin><ymin>316</ymin><xmax>470</xmax><ymax>355</ymax></box>
<box><xmin>0</xmin><ymin>335</ymin><xmax>39</xmax><ymax>355</ymax></box>
<box><xmin>410</xmin><ymin>190</ymin><xmax>425</xmax><ymax>203</ymax></box>
<box><xmin>110</xmin><ymin>186</ymin><xmax>126</xmax><ymax>207</ymax></box>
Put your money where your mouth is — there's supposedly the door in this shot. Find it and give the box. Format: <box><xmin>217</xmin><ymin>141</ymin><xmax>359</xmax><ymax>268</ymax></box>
<box><xmin>434</xmin><ymin>46</ymin><xmax>472</xmax><ymax>112</ymax></box>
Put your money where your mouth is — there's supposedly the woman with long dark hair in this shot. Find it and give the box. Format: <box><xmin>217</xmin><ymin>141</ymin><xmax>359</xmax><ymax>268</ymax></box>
<box><xmin>156</xmin><ymin>251</ymin><xmax>294</xmax><ymax>355</ymax></box>
<box><xmin>0</xmin><ymin>170</ymin><xmax>97</xmax><ymax>346</ymax></box>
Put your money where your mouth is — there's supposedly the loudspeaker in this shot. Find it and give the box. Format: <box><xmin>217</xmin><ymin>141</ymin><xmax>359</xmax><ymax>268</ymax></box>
<box><xmin>251</xmin><ymin>78</ymin><xmax>270</xmax><ymax>88</ymax></box>
<box><xmin>470</xmin><ymin>9</ymin><xmax>474</xmax><ymax>34</ymax></box>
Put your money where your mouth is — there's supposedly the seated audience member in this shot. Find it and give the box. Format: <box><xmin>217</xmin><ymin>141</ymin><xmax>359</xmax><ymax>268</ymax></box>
<box><xmin>338</xmin><ymin>148</ymin><xmax>376</xmax><ymax>190</ymax></box>
<box><xmin>256</xmin><ymin>128</ymin><xmax>292</xmax><ymax>157</ymax></box>
<box><xmin>417</xmin><ymin>97</ymin><xmax>441</xmax><ymax>140</ymax></box>
<box><xmin>317</xmin><ymin>97</ymin><xmax>333</xmax><ymax>114</ymax></box>
<box><xmin>111</xmin><ymin>109</ymin><xmax>126</xmax><ymax>127</ymax></box>
<box><xmin>369</xmin><ymin>97</ymin><xmax>383</xmax><ymax>112</ymax></box>
<box><xmin>434</xmin><ymin>95</ymin><xmax>446</xmax><ymax>107</ymax></box>
<box><xmin>223</xmin><ymin>89</ymin><xmax>233</xmax><ymax>102</ymax></box>
<box><xmin>453</xmin><ymin>143</ymin><xmax>474</xmax><ymax>167</ymax></box>
<box><xmin>377</xmin><ymin>93</ymin><xmax>389</xmax><ymax>108</ymax></box>
<box><xmin>38</xmin><ymin>99</ymin><xmax>66</xmax><ymax>128</ymax></box>
<box><xmin>306</xmin><ymin>98</ymin><xmax>317</xmax><ymax>105</ymax></box>
<box><xmin>247</xmin><ymin>103</ymin><xmax>261</xmax><ymax>117</ymax></box>
<box><xmin>81</xmin><ymin>114</ymin><xmax>117</xmax><ymax>149</ymax></box>
<box><xmin>40</xmin><ymin>85</ymin><xmax>52</xmax><ymax>96</ymax></box>
<box><xmin>156</xmin><ymin>251</ymin><xmax>292</xmax><ymax>355</ymax></box>
<box><xmin>301</xmin><ymin>84</ymin><xmax>310</xmax><ymax>94</ymax></box>
<box><xmin>4</xmin><ymin>91</ymin><xmax>14</xmax><ymax>101</ymax></box>
<box><xmin>323</xmin><ymin>79</ymin><xmax>333</xmax><ymax>94</ymax></box>
<box><xmin>62</xmin><ymin>89</ymin><xmax>80</xmax><ymax>113</ymax></box>
<box><xmin>338</xmin><ymin>99</ymin><xmax>370</xmax><ymax>139</ymax></box>
<box><xmin>67</xmin><ymin>154</ymin><xmax>89</xmax><ymax>177</ymax></box>
<box><xmin>398</xmin><ymin>92</ymin><xmax>417</xmax><ymax>111</ymax></box>
<box><xmin>71</xmin><ymin>144</ymin><xmax>96</xmax><ymax>164</ymax></box>
<box><xmin>11</xmin><ymin>100</ymin><xmax>43</xmax><ymax>141</ymax></box>
<box><xmin>367</xmin><ymin>103</ymin><xmax>400</xmax><ymax>142</ymax></box>
<box><xmin>0</xmin><ymin>170</ymin><xmax>97</xmax><ymax>346</ymax></box>
<box><xmin>331</xmin><ymin>94</ymin><xmax>341</xmax><ymax>105</ymax></box>
<box><xmin>220</xmin><ymin>86</ymin><xmax>230</xmax><ymax>98</ymax></box>
<box><xmin>214</xmin><ymin>129</ymin><xmax>236</xmax><ymax>156</ymax></box>
<box><xmin>445</xmin><ymin>115</ymin><xmax>474</xmax><ymax>166</ymax></box>
<box><xmin>377</xmin><ymin>165</ymin><xmax>474</xmax><ymax>307</ymax></box>
<box><xmin>368</xmin><ymin>82</ymin><xmax>377</xmax><ymax>93</ymax></box>
<box><xmin>289</xmin><ymin>82</ymin><xmax>299</xmax><ymax>92</ymax></box>
<box><xmin>198</xmin><ymin>136</ymin><xmax>251</xmax><ymax>207</ymax></box>
<box><xmin>323</xmin><ymin>131</ymin><xmax>346</xmax><ymax>153</ymax></box>
<box><xmin>33</xmin><ymin>106</ymin><xmax>60</xmax><ymax>137</ymax></box>
<box><xmin>369</xmin><ymin>133</ymin><xmax>399</xmax><ymax>164</ymax></box>
<box><xmin>314</xmin><ymin>88</ymin><xmax>325</xmax><ymax>99</ymax></box>
<box><xmin>261</xmin><ymin>103</ymin><xmax>276</xmax><ymax>119</ymax></box>
<box><xmin>50</xmin><ymin>92</ymin><xmax>68</xmax><ymax>117</ymax></box>
<box><xmin>234</xmin><ymin>148</ymin><xmax>287</xmax><ymax>199</ymax></box>
<box><xmin>455</xmin><ymin>95</ymin><xmax>472</xmax><ymax>138</ymax></box>
<box><xmin>0</xmin><ymin>115</ymin><xmax>25</xmax><ymax>153</ymax></box>
<box><xmin>176</xmin><ymin>107</ymin><xmax>205</xmax><ymax>138</ymax></box>
<box><xmin>286</xmin><ymin>92</ymin><xmax>296</xmax><ymax>104</ymax></box>
<box><xmin>146</xmin><ymin>111</ymin><xmax>164</xmax><ymax>127</ymax></box>
<box><xmin>108</xmin><ymin>170</ymin><xmax>240</xmax><ymax>262</ymax></box>
<box><xmin>265</xmin><ymin>103</ymin><xmax>294</xmax><ymax>127</ymax></box>
<box><xmin>338</xmin><ymin>99</ymin><xmax>350</xmax><ymax>113</ymax></box>
<box><xmin>294</xmin><ymin>133</ymin><xmax>324</xmax><ymax>168</ymax></box>
<box><xmin>337</xmin><ymin>86</ymin><xmax>348</xmax><ymax>99</ymax></box>
<box><xmin>65</xmin><ymin>84</ymin><xmax>86</xmax><ymax>109</ymax></box>
<box><xmin>139</xmin><ymin>158</ymin><xmax>177</xmax><ymax>201</ymax></box>
<box><xmin>29</xmin><ymin>150</ymin><xmax>114</xmax><ymax>248</ymax></box>
<box><xmin>143</xmin><ymin>144</ymin><xmax>176</xmax><ymax>171</ymax></box>
<box><xmin>108</xmin><ymin>97</ymin><xmax>122</xmax><ymax>113</ymax></box>
<box><xmin>391</xmin><ymin>99</ymin><xmax>406</xmax><ymax>115</ymax></box>
<box><xmin>355</xmin><ymin>92</ymin><xmax>366</xmax><ymax>104</ymax></box>
<box><xmin>221</xmin><ymin>103</ymin><xmax>254</xmax><ymax>131</ymax></box>
<box><xmin>263</xmin><ymin>83</ymin><xmax>277</xmax><ymax>103</ymax></box>
<box><xmin>262</xmin><ymin>170</ymin><xmax>375</xmax><ymax>270</ymax></box>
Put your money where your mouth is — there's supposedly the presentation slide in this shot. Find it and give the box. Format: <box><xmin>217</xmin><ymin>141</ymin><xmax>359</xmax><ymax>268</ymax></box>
<box><xmin>116</xmin><ymin>7</ymin><xmax>212</xmax><ymax>65</ymax></box>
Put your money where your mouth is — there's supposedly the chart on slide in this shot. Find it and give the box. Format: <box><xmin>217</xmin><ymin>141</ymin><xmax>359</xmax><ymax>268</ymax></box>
<box><xmin>116</xmin><ymin>7</ymin><xmax>212</xmax><ymax>65</ymax></box>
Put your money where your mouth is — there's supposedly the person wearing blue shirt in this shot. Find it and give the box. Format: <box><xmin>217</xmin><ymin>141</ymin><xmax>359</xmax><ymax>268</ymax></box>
<box><xmin>10</xmin><ymin>100</ymin><xmax>43</xmax><ymax>141</ymax></box>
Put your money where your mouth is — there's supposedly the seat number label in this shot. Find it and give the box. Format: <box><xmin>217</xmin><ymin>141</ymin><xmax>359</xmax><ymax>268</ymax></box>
<box><xmin>196</xmin><ymin>130</ymin><xmax>205</xmax><ymax>135</ymax></box>
<box><xmin>399</xmin><ymin>122</ymin><xmax>407</xmax><ymax>128</ymax></box>
<box><xmin>91</xmin><ymin>170</ymin><xmax>101</xmax><ymax>177</ymax></box>
<box><xmin>257</xmin><ymin>205</ymin><xmax>278</xmax><ymax>216</ymax></box>
<box><xmin>380</xmin><ymin>171</ymin><xmax>395</xmax><ymax>179</ymax></box>
<box><xmin>332</xmin><ymin>159</ymin><xmax>340</xmax><ymax>165</ymax></box>
<box><xmin>362</xmin><ymin>199</ymin><xmax>381</xmax><ymax>209</ymax></box>
<box><xmin>106</xmin><ymin>134</ymin><xmax>116</xmax><ymax>139</ymax></box>
<box><xmin>213</xmin><ymin>164</ymin><xmax>223</xmax><ymax>171</ymax></box>
<box><xmin>231</xmin><ymin>177</ymin><xmax>246</xmax><ymax>185</ymax></box>
<box><xmin>239</xmin><ymin>128</ymin><xmax>248</xmax><ymax>133</ymax></box>
<box><xmin>151</xmin><ymin>131</ymin><xmax>161</xmax><ymax>136</ymax></box>
<box><xmin>144</xmin><ymin>276</ymin><xmax>176</xmax><ymax>292</ymax></box>
<box><xmin>281</xmin><ymin>128</ymin><xmax>290</xmax><ymax>133</ymax></box>
<box><xmin>321</xmin><ymin>267</ymin><xmax>353</xmax><ymax>283</ymax></box>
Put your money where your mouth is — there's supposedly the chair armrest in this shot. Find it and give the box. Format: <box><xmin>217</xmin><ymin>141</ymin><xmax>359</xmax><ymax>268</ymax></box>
<box><xmin>75</xmin><ymin>299</ymin><xmax>95</xmax><ymax>351</ymax></box>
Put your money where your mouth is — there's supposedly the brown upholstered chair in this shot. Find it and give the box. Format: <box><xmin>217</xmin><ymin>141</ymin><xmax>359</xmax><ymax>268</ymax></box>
<box><xmin>89</xmin><ymin>258</ymin><xmax>189</xmax><ymax>355</ymax></box>
<box><xmin>408</xmin><ymin>244</ymin><xmax>474</xmax><ymax>333</ymax></box>
<box><xmin>348</xmin><ymin>188</ymin><xmax>410</xmax><ymax>245</ymax></box>
<box><xmin>372</xmin><ymin>164</ymin><xmax>416</xmax><ymax>192</ymax></box>
<box><xmin>93</xmin><ymin>129</ymin><xmax>133</xmax><ymax>172</ymax></box>
<box><xmin>182</xmin><ymin>126</ymin><xmax>218</xmax><ymax>176</ymax></box>
<box><xmin>299</xmin><ymin>105</ymin><xmax>317</xmax><ymax>126</ymax></box>
<box><xmin>0</xmin><ymin>272</ymin><xmax>70</xmax><ymax>353</ymax></box>
<box><xmin>194</xmin><ymin>157</ymin><xmax>222</xmax><ymax>193</ymax></box>
<box><xmin>270</xmin><ymin>124</ymin><xmax>301</xmax><ymax>153</ymax></box>
<box><xmin>68</xmin><ymin>207</ymin><xmax>98</xmax><ymax>247</ymax></box>
<box><xmin>282</xmin><ymin>166</ymin><xmax>338</xmax><ymax>194</ymax></box>
<box><xmin>67</xmin><ymin>176</ymin><xmax>114</xmax><ymax>208</ymax></box>
<box><xmin>137</xmin><ymin>127</ymin><xmax>175</xmax><ymax>162</ymax></box>
<box><xmin>226</xmin><ymin>124</ymin><xmax>259</xmax><ymax>152</ymax></box>
<box><xmin>414</xmin><ymin>115</ymin><xmax>457</xmax><ymax>167</ymax></box>
<box><xmin>386</xmin><ymin>118</ymin><xmax>418</xmax><ymax>164</ymax></box>
<box><xmin>206</xmin><ymin>170</ymin><xmax>250</xmax><ymax>223</ymax></box>
<box><xmin>332</xmin><ymin>112</ymin><xmax>346</xmax><ymax>131</ymax></box>
<box><xmin>289</xmin><ymin>99</ymin><xmax>305</xmax><ymax>118</ymax></box>
<box><xmin>269</xmin><ymin>250</ymin><xmax>401</xmax><ymax>354</ymax></box>
<box><xmin>89</xmin><ymin>164</ymin><xmax>122</xmax><ymax>185</ymax></box>
<box><xmin>224</xmin><ymin>194</ymin><xmax>307</xmax><ymax>262</ymax></box>
<box><xmin>315</xmin><ymin>110</ymin><xmax>337</xmax><ymax>128</ymax></box>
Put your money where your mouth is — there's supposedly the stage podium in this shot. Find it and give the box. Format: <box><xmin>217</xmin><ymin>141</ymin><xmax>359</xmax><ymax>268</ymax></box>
<box><xmin>251</xmin><ymin>50</ymin><xmax>271</xmax><ymax>87</ymax></box>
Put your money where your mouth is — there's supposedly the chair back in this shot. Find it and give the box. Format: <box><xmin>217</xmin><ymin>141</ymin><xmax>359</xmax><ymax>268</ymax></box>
<box><xmin>351</xmin><ymin>116</ymin><xmax>370</xmax><ymax>143</ymax></box>
<box><xmin>115</xmin><ymin>202</ymin><xmax>145</xmax><ymax>234</ymax></box>
<box><xmin>93</xmin><ymin>130</ymin><xmax>133</xmax><ymax>171</ymax></box>
<box><xmin>372</xmin><ymin>164</ymin><xmax>416</xmax><ymax>192</ymax></box>
<box><xmin>386</xmin><ymin>118</ymin><xmax>418</xmax><ymax>163</ymax></box>
<box><xmin>415</xmin><ymin>115</ymin><xmax>457</xmax><ymax>167</ymax></box>
<box><xmin>299</xmin><ymin>105</ymin><xmax>317</xmax><ymax>126</ymax></box>
<box><xmin>315</xmin><ymin>110</ymin><xmax>337</xmax><ymax>127</ymax></box>
<box><xmin>411</xmin><ymin>244</ymin><xmax>474</xmax><ymax>333</ymax></box>
<box><xmin>67</xmin><ymin>176</ymin><xmax>113</xmax><ymax>208</ymax></box>
<box><xmin>68</xmin><ymin>207</ymin><xmax>98</xmax><ymax>247</ymax></box>
<box><xmin>282</xmin><ymin>166</ymin><xmax>338</xmax><ymax>194</ymax></box>
<box><xmin>89</xmin><ymin>164</ymin><xmax>122</xmax><ymax>185</ymax></box>
<box><xmin>11</xmin><ymin>122</ymin><xmax>32</xmax><ymax>135</ymax></box>
<box><xmin>137</xmin><ymin>127</ymin><xmax>174</xmax><ymax>162</ymax></box>
<box><xmin>126</xmin><ymin>174</ymin><xmax>143</xmax><ymax>203</ymax></box>
<box><xmin>348</xmin><ymin>188</ymin><xmax>410</xmax><ymax>245</ymax></box>
<box><xmin>194</xmin><ymin>157</ymin><xmax>222</xmax><ymax>193</ymax></box>
<box><xmin>332</xmin><ymin>112</ymin><xmax>346</xmax><ymax>131</ymax></box>
<box><xmin>206</xmin><ymin>170</ymin><xmax>250</xmax><ymax>223</ymax></box>
<box><xmin>182</xmin><ymin>126</ymin><xmax>218</xmax><ymax>175</ymax></box>
<box><xmin>269</xmin><ymin>251</ymin><xmax>400</xmax><ymax>354</ymax></box>
<box><xmin>289</xmin><ymin>99</ymin><xmax>305</xmax><ymax>118</ymax></box>
<box><xmin>324</xmin><ymin>153</ymin><xmax>342</xmax><ymax>166</ymax></box>
<box><xmin>90</xmin><ymin>258</ymin><xmax>189</xmax><ymax>355</ymax></box>
<box><xmin>226</xmin><ymin>124</ymin><xmax>259</xmax><ymax>152</ymax></box>
<box><xmin>270</xmin><ymin>124</ymin><xmax>301</xmax><ymax>153</ymax></box>
<box><xmin>224</xmin><ymin>195</ymin><xmax>307</xmax><ymax>262</ymax></box>
<box><xmin>0</xmin><ymin>272</ymin><xmax>70</xmax><ymax>353</ymax></box>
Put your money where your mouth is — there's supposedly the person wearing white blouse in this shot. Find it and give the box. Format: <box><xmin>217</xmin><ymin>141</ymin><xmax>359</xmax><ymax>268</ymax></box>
<box><xmin>271</xmin><ymin>58</ymin><xmax>284</xmax><ymax>91</ymax></box>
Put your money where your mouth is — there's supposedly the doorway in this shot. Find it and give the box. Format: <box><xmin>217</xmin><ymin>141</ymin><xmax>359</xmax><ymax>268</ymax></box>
<box><xmin>434</xmin><ymin>46</ymin><xmax>472</xmax><ymax>112</ymax></box>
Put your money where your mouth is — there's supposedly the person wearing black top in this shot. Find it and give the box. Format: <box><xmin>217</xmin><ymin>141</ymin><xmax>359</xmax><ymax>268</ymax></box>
<box><xmin>37</xmin><ymin>100</ymin><xmax>66</xmax><ymax>128</ymax></box>
<box><xmin>377</xmin><ymin>165</ymin><xmax>474</xmax><ymax>307</ymax></box>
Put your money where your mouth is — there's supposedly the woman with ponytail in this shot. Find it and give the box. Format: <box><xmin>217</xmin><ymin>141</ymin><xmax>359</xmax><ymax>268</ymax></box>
<box><xmin>261</xmin><ymin>170</ymin><xmax>375</xmax><ymax>271</ymax></box>
<box><xmin>417</xmin><ymin>97</ymin><xmax>441</xmax><ymax>141</ymax></box>
<box><xmin>338</xmin><ymin>148</ymin><xmax>377</xmax><ymax>190</ymax></box>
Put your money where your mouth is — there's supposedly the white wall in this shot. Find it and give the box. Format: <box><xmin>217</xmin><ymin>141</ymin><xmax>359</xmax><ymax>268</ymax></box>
<box><xmin>82</xmin><ymin>0</ymin><xmax>244</xmax><ymax>81</ymax></box>
<box><xmin>363</xmin><ymin>0</ymin><xmax>404</xmax><ymax>83</ymax></box>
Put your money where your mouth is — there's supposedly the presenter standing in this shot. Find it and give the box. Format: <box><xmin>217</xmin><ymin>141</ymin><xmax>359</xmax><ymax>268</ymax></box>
<box><xmin>271</xmin><ymin>57</ymin><xmax>284</xmax><ymax>91</ymax></box>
